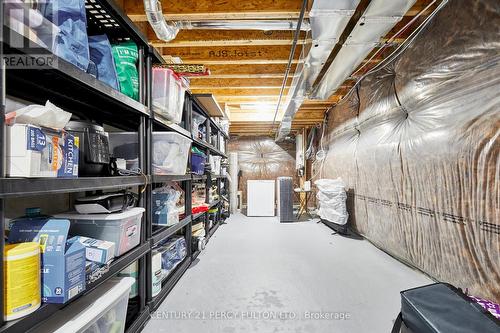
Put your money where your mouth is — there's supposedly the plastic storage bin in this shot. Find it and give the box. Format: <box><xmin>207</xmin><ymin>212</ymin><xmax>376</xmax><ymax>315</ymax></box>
<box><xmin>191</xmin><ymin>152</ymin><xmax>206</xmax><ymax>175</ymax></box>
<box><xmin>152</xmin><ymin>68</ymin><xmax>184</xmax><ymax>124</ymax></box>
<box><xmin>153</xmin><ymin>132</ymin><xmax>192</xmax><ymax>175</ymax></box>
<box><xmin>56</xmin><ymin>207</ymin><xmax>145</xmax><ymax>257</ymax></box>
<box><xmin>37</xmin><ymin>277</ymin><xmax>134</xmax><ymax>333</ymax></box>
<box><xmin>109</xmin><ymin>132</ymin><xmax>192</xmax><ymax>175</ymax></box>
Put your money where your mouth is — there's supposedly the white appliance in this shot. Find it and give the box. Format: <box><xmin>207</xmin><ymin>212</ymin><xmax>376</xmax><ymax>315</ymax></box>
<box><xmin>247</xmin><ymin>180</ymin><xmax>275</xmax><ymax>217</ymax></box>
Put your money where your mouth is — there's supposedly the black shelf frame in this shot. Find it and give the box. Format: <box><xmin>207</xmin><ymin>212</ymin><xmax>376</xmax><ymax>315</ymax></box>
<box><xmin>0</xmin><ymin>0</ymin><xmax>230</xmax><ymax>330</ymax></box>
<box><xmin>0</xmin><ymin>176</ymin><xmax>148</xmax><ymax>198</ymax></box>
<box><xmin>151</xmin><ymin>215</ymin><xmax>191</xmax><ymax>246</ymax></box>
<box><xmin>149</xmin><ymin>256</ymin><xmax>191</xmax><ymax>311</ymax></box>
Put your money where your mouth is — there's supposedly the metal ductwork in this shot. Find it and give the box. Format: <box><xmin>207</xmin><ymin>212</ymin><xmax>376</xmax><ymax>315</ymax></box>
<box><xmin>275</xmin><ymin>0</ymin><xmax>419</xmax><ymax>141</ymax></box>
<box><xmin>145</xmin><ymin>0</ymin><xmax>310</xmax><ymax>42</ymax></box>
<box><xmin>275</xmin><ymin>0</ymin><xmax>361</xmax><ymax>141</ymax></box>
<box><xmin>181</xmin><ymin>20</ymin><xmax>311</xmax><ymax>31</ymax></box>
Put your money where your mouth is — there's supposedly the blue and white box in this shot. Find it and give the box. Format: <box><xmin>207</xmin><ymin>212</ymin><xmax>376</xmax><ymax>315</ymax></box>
<box><xmin>6</xmin><ymin>124</ymin><xmax>79</xmax><ymax>178</ymax></box>
<box><xmin>71</xmin><ymin>236</ymin><xmax>115</xmax><ymax>264</ymax></box>
<box><xmin>8</xmin><ymin>217</ymin><xmax>86</xmax><ymax>304</ymax></box>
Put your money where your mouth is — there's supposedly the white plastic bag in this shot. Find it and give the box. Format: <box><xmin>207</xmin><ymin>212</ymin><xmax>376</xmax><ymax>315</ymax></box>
<box><xmin>5</xmin><ymin>100</ymin><xmax>71</xmax><ymax>129</ymax></box>
<box><xmin>315</xmin><ymin>178</ymin><xmax>348</xmax><ymax>225</ymax></box>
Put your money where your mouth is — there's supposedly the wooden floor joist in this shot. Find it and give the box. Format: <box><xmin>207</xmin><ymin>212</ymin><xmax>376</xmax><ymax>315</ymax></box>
<box><xmin>120</xmin><ymin>0</ymin><xmax>436</xmax><ymax>136</ymax></box>
<box><xmin>189</xmin><ymin>77</ymin><xmax>294</xmax><ymax>88</ymax></box>
<box><xmin>123</xmin><ymin>0</ymin><xmax>304</xmax><ymax>21</ymax></box>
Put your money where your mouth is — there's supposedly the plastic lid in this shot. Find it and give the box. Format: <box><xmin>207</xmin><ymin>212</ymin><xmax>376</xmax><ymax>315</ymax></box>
<box><xmin>5</xmin><ymin>242</ymin><xmax>40</xmax><ymax>256</ymax></box>
<box><xmin>55</xmin><ymin>207</ymin><xmax>145</xmax><ymax>220</ymax></box>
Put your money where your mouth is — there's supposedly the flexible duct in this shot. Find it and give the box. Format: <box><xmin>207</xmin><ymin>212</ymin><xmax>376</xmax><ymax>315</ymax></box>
<box><xmin>144</xmin><ymin>0</ymin><xmax>179</xmax><ymax>41</ymax></box>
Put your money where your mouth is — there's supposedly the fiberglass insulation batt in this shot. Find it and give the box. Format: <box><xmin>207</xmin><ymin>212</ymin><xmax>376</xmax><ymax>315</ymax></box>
<box><xmin>320</xmin><ymin>0</ymin><xmax>500</xmax><ymax>301</ymax></box>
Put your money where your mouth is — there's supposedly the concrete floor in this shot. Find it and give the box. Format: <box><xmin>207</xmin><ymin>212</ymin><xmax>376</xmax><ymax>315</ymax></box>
<box><xmin>144</xmin><ymin>213</ymin><xmax>432</xmax><ymax>333</ymax></box>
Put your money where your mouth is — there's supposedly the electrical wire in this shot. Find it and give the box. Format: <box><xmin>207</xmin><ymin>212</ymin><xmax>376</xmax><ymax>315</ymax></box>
<box><xmin>269</xmin><ymin>0</ymin><xmax>308</xmax><ymax>136</ymax></box>
<box><xmin>307</xmin><ymin>0</ymin><xmax>448</xmax><ymax>183</ymax></box>
<box><xmin>330</xmin><ymin>0</ymin><xmax>448</xmax><ymax>109</ymax></box>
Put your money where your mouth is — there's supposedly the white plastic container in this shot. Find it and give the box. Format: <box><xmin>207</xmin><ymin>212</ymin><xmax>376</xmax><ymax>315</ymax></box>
<box><xmin>152</xmin><ymin>68</ymin><xmax>184</xmax><ymax>124</ymax></box>
<box><xmin>109</xmin><ymin>132</ymin><xmax>192</xmax><ymax>175</ymax></box>
<box><xmin>152</xmin><ymin>132</ymin><xmax>192</xmax><ymax>175</ymax></box>
<box><xmin>36</xmin><ymin>277</ymin><xmax>134</xmax><ymax>333</ymax></box>
<box><xmin>56</xmin><ymin>208</ymin><xmax>145</xmax><ymax>257</ymax></box>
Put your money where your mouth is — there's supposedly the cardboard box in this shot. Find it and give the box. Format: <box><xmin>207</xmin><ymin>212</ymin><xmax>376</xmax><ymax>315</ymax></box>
<box><xmin>8</xmin><ymin>217</ymin><xmax>86</xmax><ymax>304</ymax></box>
<box><xmin>71</xmin><ymin>236</ymin><xmax>115</xmax><ymax>264</ymax></box>
<box><xmin>6</xmin><ymin>124</ymin><xmax>79</xmax><ymax>178</ymax></box>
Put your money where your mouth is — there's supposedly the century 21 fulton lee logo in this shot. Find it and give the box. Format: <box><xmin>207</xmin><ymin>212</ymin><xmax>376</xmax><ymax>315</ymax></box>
<box><xmin>3</xmin><ymin>0</ymin><xmax>58</xmax><ymax>69</ymax></box>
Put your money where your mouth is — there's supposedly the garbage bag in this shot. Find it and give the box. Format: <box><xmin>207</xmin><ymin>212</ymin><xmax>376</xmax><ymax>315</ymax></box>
<box><xmin>315</xmin><ymin>178</ymin><xmax>348</xmax><ymax>225</ymax></box>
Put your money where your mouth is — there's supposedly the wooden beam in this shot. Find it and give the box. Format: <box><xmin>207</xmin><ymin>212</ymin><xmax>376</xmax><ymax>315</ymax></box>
<box><xmin>195</xmin><ymin>74</ymin><xmax>291</xmax><ymax>79</ymax></box>
<box><xmin>191</xmin><ymin>88</ymin><xmax>290</xmax><ymax>96</ymax></box>
<box><xmin>160</xmin><ymin>45</ymin><xmax>302</xmax><ymax>64</ymax></box>
<box><xmin>217</xmin><ymin>96</ymin><xmax>280</xmax><ymax>103</ymax></box>
<box><xmin>189</xmin><ymin>77</ymin><xmax>293</xmax><ymax>88</ymax></box>
<box><xmin>124</xmin><ymin>0</ymin><xmax>304</xmax><ymax>22</ymax></box>
<box><xmin>149</xmin><ymin>30</ymin><xmax>309</xmax><ymax>48</ymax></box>
<box><xmin>203</xmin><ymin>63</ymin><xmax>297</xmax><ymax>76</ymax></box>
<box><xmin>405</xmin><ymin>0</ymin><xmax>436</xmax><ymax>16</ymax></box>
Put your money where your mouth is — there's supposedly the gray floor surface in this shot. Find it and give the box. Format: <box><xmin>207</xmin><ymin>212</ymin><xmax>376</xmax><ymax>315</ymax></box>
<box><xmin>143</xmin><ymin>213</ymin><xmax>432</xmax><ymax>333</ymax></box>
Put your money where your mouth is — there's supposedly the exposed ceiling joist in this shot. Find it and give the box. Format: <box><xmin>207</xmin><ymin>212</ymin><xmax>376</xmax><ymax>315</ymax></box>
<box><xmin>189</xmin><ymin>77</ymin><xmax>294</xmax><ymax>88</ymax></box>
<box><xmin>190</xmin><ymin>88</ymin><xmax>291</xmax><ymax>96</ymax></box>
<box><xmin>149</xmin><ymin>30</ymin><xmax>309</xmax><ymax>47</ymax></box>
<box><xmin>202</xmin><ymin>63</ymin><xmax>297</xmax><ymax>76</ymax></box>
<box><xmin>124</xmin><ymin>0</ymin><xmax>304</xmax><ymax>21</ymax></box>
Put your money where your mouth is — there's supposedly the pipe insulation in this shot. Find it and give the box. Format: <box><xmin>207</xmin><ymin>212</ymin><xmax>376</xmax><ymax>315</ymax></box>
<box><xmin>229</xmin><ymin>152</ymin><xmax>239</xmax><ymax>214</ymax></box>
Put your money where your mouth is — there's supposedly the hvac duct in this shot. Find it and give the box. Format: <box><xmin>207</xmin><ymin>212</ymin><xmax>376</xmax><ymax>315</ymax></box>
<box><xmin>312</xmin><ymin>0</ymin><xmax>418</xmax><ymax>100</ymax></box>
<box><xmin>182</xmin><ymin>20</ymin><xmax>311</xmax><ymax>31</ymax></box>
<box><xmin>275</xmin><ymin>0</ymin><xmax>361</xmax><ymax>141</ymax></box>
<box><xmin>277</xmin><ymin>0</ymin><xmax>419</xmax><ymax>140</ymax></box>
<box><xmin>144</xmin><ymin>0</ymin><xmax>179</xmax><ymax>41</ymax></box>
<box><xmin>145</xmin><ymin>0</ymin><xmax>310</xmax><ymax>42</ymax></box>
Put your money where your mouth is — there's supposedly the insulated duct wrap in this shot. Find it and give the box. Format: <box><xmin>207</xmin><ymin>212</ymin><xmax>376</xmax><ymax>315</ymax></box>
<box><xmin>229</xmin><ymin>152</ymin><xmax>239</xmax><ymax>214</ymax></box>
<box><xmin>320</xmin><ymin>0</ymin><xmax>500</xmax><ymax>301</ymax></box>
<box><xmin>228</xmin><ymin>137</ymin><xmax>298</xmax><ymax>204</ymax></box>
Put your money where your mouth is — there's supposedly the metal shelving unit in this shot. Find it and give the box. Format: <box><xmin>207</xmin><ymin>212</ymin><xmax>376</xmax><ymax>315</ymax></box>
<box><xmin>0</xmin><ymin>0</ymin><xmax>230</xmax><ymax>331</ymax></box>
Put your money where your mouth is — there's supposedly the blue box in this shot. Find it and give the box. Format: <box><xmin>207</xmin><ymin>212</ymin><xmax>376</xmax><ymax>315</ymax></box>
<box><xmin>8</xmin><ymin>218</ymin><xmax>86</xmax><ymax>304</ymax></box>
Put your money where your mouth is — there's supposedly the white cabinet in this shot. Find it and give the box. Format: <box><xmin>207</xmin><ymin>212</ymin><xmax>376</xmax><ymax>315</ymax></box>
<box><xmin>247</xmin><ymin>180</ymin><xmax>275</xmax><ymax>216</ymax></box>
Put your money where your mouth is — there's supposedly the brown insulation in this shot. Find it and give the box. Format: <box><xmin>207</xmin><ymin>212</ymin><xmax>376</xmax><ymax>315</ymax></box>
<box><xmin>319</xmin><ymin>0</ymin><xmax>500</xmax><ymax>301</ymax></box>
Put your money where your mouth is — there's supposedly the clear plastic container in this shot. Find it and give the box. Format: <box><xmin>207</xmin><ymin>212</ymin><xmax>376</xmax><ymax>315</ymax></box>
<box><xmin>56</xmin><ymin>207</ymin><xmax>145</xmax><ymax>257</ymax></box>
<box><xmin>152</xmin><ymin>132</ymin><xmax>192</xmax><ymax>175</ymax></box>
<box><xmin>152</xmin><ymin>68</ymin><xmax>184</xmax><ymax>124</ymax></box>
<box><xmin>36</xmin><ymin>277</ymin><xmax>134</xmax><ymax>333</ymax></box>
<box><xmin>108</xmin><ymin>132</ymin><xmax>192</xmax><ymax>175</ymax></box>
